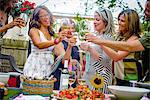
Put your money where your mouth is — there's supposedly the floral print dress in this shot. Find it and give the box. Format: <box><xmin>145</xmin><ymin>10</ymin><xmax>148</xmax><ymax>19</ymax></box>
<box><xmin>23</xmin><ymin>30</ymin><xmax>54</xmax><ymax>79</ymax></box>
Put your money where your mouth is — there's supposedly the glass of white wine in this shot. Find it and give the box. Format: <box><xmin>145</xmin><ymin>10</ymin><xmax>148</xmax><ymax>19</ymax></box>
<box><xmin>72</xmin><ymin>31</ymin><xmax>88</xmax><ymax>53</ymax></box>
<box><xmin>78</xmin><ymin>78</ymin><xmax>86</xmax><ymax>85</ymax></box>
<box><xmin>68</xmin><ymin>71</ymin><xmax>76</xmax><ymax>88</ymax></box>
<box><xmin>77</xmin><ymin>69</ymin><xmax>86</xmax><ymax>86</ymax></box>
<box><xmin>19</xmin><ymin>13</ymin><xmax>28</xmax><ymax>36</ymax></box>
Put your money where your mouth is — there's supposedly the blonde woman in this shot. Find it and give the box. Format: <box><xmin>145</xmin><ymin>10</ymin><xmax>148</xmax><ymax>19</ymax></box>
<box><xmin>80</xmin><ymin>8</ymin><xmax>115</xmax><ymax>93</ymax></box>
<box><xmin>85</xmin><ymin>0</ymin><xmax>150</xmax><ymax>82</ymax></box>
<box><xmin>86</xmin><ymin>9</ymin><xmax>141</xmax><ymax>86</ymax></box>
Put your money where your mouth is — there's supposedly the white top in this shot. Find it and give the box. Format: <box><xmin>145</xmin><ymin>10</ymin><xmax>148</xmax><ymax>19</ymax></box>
<box><xmin>31</xmin><ymin>30</ymin><xmax>54</xmax><ymax>53</ymax></box>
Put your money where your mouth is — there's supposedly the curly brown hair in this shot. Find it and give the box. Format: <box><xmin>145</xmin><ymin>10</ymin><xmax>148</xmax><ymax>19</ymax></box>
<box><xmin>29</xmin><ymin>6</ymin><xmax>54</xmax><ymax>36</ymax></box>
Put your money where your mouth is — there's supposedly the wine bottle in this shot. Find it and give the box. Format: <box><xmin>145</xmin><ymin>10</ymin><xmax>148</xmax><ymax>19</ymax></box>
<box><xmin>59</xmin><ymin>60</ymin><xmax>69</xmax><ymax>90</ymax></box>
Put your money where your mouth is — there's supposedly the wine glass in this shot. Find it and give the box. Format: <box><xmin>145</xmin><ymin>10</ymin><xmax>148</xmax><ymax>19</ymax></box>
<box><xmin>78</xmin><ymin>79</ymin><xmax>86</xmax><ymax>85</ymax></box>
<box><xmin>79</xmin><ymin>29</ymin><xmax>88</xmax><ymax>41</ymax></box>
<box><xmin>72</xmin><ymin>31</ymin><xmax>87</xmax><ymax>53</ymax></box>
<box><xmin>68</xmin><ymin>71</ymin><xmax>76</xmax><ymax>88</ymax></box>
<box><xmin>77</xmin><ymin>68</ymin><xmax>86</xmax><ymax>86</ymax></box>
<box><xmin>20</xmin><ymin>13</ymin><xmax>28</xmax><ymax>24</ymax></box>
<box><xmin>19</xmin><ymin>13</ymin><xmax>28</xmax><ymax>36</ymax></box>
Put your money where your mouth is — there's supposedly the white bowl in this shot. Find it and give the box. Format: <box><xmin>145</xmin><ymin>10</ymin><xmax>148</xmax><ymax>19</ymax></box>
<box><xmin>108</xmin><ymin>85</ymin><xmax>150</xmax><ymax>100</ymax></box>
<box><xmin>0</xmin><ymin>72</ymin><xmax>10</xmax><ymax>84</ymax></box>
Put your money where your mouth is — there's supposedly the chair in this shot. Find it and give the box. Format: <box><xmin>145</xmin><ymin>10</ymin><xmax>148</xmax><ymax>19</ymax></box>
<box><xmin>123</xmin><ymin>58</ymin><xmax>142</xmax><ymax>81</ymax></box>
<box><xmin>0</xmin><ymin>54</ymin><xmax>23</xmax><ymax>74</ymax></box>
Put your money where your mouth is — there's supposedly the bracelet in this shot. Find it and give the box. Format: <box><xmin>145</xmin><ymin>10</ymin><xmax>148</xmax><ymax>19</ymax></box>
<box><xmin>54</xmin><ymin>38</ymin><xmax>60</xmax><ymax>44</ymax></box>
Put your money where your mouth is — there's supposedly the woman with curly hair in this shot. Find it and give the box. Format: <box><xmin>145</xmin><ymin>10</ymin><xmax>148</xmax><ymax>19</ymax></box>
<box><xmin>23</xmin><ymin>6</ymin><xmax>76</xmax><ymax>79</ymax></box>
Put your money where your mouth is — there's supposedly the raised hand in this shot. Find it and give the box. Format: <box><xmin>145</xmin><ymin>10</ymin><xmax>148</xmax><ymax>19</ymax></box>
<box><xmin>58</xmin><ymin>30</ymin><xmax>67</xmax><ymax>41</ymax></box>
<box><xmin>68</xmin><ymin>36</ymin><xmax>77</xmax><ymax>47</ymax></box>
<box><xmin>85</xmin><ymin>34</ymin><xmax>99</xmax><ymax>44</ymax></box>
<box><xmin>8</xmin><ymin>17</ymin><xmax>26</xmax><ymax>28</ymax></box>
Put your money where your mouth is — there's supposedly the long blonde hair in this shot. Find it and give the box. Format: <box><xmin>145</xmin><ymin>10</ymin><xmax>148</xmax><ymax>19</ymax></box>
<box><xmin>95</xmin><ymin>8</ymin><xmax>115</xmax><ymax>35</ymax></box>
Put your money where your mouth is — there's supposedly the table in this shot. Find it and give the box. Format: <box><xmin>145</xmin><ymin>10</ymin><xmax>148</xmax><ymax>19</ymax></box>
<box><xmin>4</xmin><ymin>88</ymin><xmax>116</xmax><ymax>100</ymax></box>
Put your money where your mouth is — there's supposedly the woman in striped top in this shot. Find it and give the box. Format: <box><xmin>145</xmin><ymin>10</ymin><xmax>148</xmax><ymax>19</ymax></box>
<box><xmin>86</xmin><ymin>9</ymin><xmax>141</xmax><ymax>86</ymax></box>
<box><xmin>80</xmin><ymin>8</ymin><xmax>115</xmax><ymax>93</ymax></box>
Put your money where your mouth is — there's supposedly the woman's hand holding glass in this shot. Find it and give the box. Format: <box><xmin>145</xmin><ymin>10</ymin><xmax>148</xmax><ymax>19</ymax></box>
<box><xmin>72</xmin><ymin>32</ymin><xmax>88</xmax><ymax>53</ymax></box>
<box><xmin>68</xmin><ymin>71</ymin><xmax>76</xmax><ymax>88</ymax></box>
<box><xmin>68</xmin><ymin>36</ymin><xmax>77</xmax><ymax>47</ymax></box>
<box><xmin>79</xmin><ymin>32</ymin><xmax>94</xmax><ymax>52</ymax></box>
<box><xmin>57</xmin><ymin>30</ymin><xmax>67</xmax><ymax>42</ymax></box>
<box><xmin>18</xmin><ymin>14</ymin><xmax>28</xmax><ymax>36</ymax></box>
<box><xmin>79</xmin><ymin>30</ymin><xmax>90</xmax><ymax>41</ymax></box>
<box><xmin>8</xmin><ymin>17</ymin><xmax>26</xmax><ymax>28</ymax></box>
<box><xmin>80</xmin><ymin>42</ymin><xmax>89</xmax><ymax>52</ymax></box>
<box><xmin>85</xmin><ymin>33</ymin><xmax>100</xmax><ymax>44</ymax></box>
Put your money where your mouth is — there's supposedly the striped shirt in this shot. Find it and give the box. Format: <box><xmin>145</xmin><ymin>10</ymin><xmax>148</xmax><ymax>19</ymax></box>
<box><xmin>85</xmin><ymin>33</ymin><xmax>113</xmax><ymax>94</ymax></box>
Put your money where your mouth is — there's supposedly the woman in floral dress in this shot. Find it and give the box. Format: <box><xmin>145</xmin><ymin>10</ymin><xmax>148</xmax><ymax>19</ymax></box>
<box><xmin>23</xmin><ymin>6</ymin><xmax>76</xmax><ymax>80</ymax></box>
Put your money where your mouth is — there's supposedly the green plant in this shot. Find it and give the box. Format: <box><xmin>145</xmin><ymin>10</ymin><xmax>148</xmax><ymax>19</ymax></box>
<box><xmin>74</xmin><ymin>13</ymin><xmax>88</xmax><ymax>36</ymax></box>
<box><xmin>53</xmin><ymin>21</ymin><xmax>59</xmax><ymax>38</ymax></box>
<box><xmin>141</xmin><ymin>21</ymin><xmax>150</xmax><ymax>32</ymax></box>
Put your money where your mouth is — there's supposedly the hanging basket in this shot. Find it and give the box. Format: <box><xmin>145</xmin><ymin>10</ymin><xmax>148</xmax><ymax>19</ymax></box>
<box><xmin>21</xmin><ymin>76</ymin><xmax>56</xmax><ymax>95</ymax></box>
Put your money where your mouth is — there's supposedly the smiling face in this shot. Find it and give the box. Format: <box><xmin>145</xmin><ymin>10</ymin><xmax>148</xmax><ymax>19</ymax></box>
<box><xmin>39</xmin><ymin>9</ymin><xmax>51</xmax><ymax>27</ymax></box>
<box><xmin>62</xmin><ymin>25</ymin><xmax>74</xmax><ymax>38</ymax></box>
<box><xmin>60</xmin><ymin>19</ymin><xmax>75</xmax><ymax>38</ymax></box>
<box><xmin>144</xmin><ymin>1</ymin><xmax>150</xmax><ymax>21</ymax></box>
<box><xmin>66</xmin><ymin>25</ymin><xmax>75</xmax><ymax>38</ymax></box>
<box><xmin>93</xmin><ymin>12</ymin><xmax>106</xmax><ymax>33</ymax></box>
<box><xmin>118</xmin><ymin>14</ymin><xmax>127</xmax><ymax>33</ymax></box>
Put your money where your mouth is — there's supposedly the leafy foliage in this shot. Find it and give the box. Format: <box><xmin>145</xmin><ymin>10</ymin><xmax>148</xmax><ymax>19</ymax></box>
<box><xmin>74</xmin><ymin>13</ymin><xmax>88</xmax><ymax>36</ymax></box>
<box><xmin>95</xmin><ymin>0</ymin><xmax>129</xmax><ymax>10</ymax></box>
<box><xmin>142</xmin><ymin>21</ymin><xmax>150</xmax><ymax>32</ymax></box>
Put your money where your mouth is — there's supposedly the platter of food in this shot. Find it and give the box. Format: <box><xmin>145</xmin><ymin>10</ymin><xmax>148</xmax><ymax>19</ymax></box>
<box><xmin>52</xmin><ymin>85</ymin><xmax>106</xmax><ymax>100</ymax></box>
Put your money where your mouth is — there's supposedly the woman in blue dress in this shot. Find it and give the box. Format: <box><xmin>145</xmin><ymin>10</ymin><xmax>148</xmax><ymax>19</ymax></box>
<box><xmin>53</xmin><ymin>18</ymin><xmax>81</xmax><ymax>90</ymax></box>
